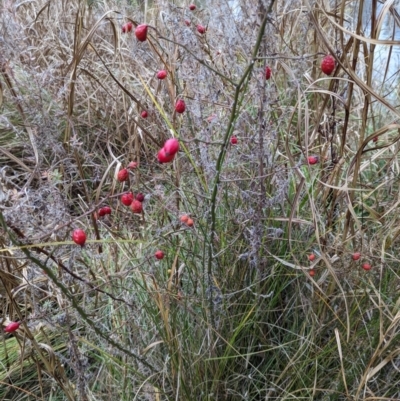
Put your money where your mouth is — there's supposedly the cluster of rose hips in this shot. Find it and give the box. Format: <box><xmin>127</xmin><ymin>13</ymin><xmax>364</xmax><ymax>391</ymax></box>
<box><xmin>306</xmin><ymin>251</ymin><xmax>372</xmax><ymax>277</ymax></box>
<box><xmin>308</xmin><ymin>253</ymin><xmax>316</xmax><ymax>277</ymax></box>
<box><xmin>118</xmin><ymin>161</ymin><xmax>145</xmax><ymax>214</ymax></box>
<box><xmin>71</xmin><ymin>190</ymin><xmax>146</xmax><ymax>246</ymax></box>
<box><xmin>70</xmin><ymin>17</ymin><xmax>193</xmax><ymax>254</ymax></box>
<box><xmin>183</xmin><ymin>4</ymin><xmax>206</xmax><ymax>33</ymax></box>
<box><xmin>180</xmin><ymin>214</ymin><xmax>194</xmax><ymax>227</ymax></box>
<box><xmin>352</xmin><ymin>252</ymin><xmax>371</xmax><ymax>271</ymax></box>
<box><xmin>71</xmin><ymin>138</ymin><xmax>185</xmax><ymax>258</ymax></box>
<box><xmin>122</xmin><ymin>5</ymin><xmax>206</xmax><ymax>42</ymax></box>
<box><xmin>120</xmin><ymin>191</ymin><xmax>145</xmax><ymax>213</ymax></box>
<box><xmin>70</xmin><ymin>161</ymin><xmax>144</xmax><ymax>246</ymax></box>
<box><xmin>122</xmin><ymin>25</ymin><xmax>187</xmax><ymax>118</ymax></box>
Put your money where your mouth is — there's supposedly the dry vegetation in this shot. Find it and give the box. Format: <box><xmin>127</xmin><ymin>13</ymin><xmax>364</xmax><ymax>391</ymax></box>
<box><xmin>1</xmin><ymin>0</ymin><xmax>400</xmax><ymax>400</ymax></box>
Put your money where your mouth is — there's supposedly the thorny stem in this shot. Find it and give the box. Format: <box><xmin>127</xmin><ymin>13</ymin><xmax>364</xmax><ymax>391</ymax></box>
<box><xmin>207</xmin><ymin>1</ymin><xmax>276</xmax><ymax>326</ymax></box>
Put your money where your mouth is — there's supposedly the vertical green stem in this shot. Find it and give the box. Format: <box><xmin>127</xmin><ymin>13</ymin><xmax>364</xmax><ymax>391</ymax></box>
<box><xmin>206</xmin><ymin>1</ymin><xmax>276</xmax><ymax>324</ymax></box>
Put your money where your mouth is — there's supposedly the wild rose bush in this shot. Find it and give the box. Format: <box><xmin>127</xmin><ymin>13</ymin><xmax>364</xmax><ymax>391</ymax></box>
<box><xmin>1</xmin><ymin>0</ymin><xmax>400</xmax><ymax>400</ymax></box>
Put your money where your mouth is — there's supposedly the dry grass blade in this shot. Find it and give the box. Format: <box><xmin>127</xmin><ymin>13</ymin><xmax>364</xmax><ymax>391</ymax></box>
<box><xmin>141</xmin><ymin>340</ymin><xmax>164</xmax><ymax>356</ymax></box>
<box><xmin>0</xmin><ymin>147</ymin><xmax>32</xmax><ymax>173</ymax></box>
<box><xmin>335</xmin><ymin>328</ymin><xmax>349</xmax><ymax>397</ymax></box>
<box><xmin>64</xmin><ymin>9</ymin><xmax>119</xmax><ymax>146</ymax></box>
<box><xmin>66</xmin><ymin>10</ymin><xmax>119</xmax><ymax>74</ymax></box>
<box><xmin>0</xmin><ymin>61</ymin><xmax>39</xmax><ymax>175</ymax></box>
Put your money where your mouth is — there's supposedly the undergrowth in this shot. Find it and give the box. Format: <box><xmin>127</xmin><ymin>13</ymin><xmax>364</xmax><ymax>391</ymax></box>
<box><xmin>1</xmin><ymin>0</ymin><xmax>400</xmax><ymax>400</ymax></box>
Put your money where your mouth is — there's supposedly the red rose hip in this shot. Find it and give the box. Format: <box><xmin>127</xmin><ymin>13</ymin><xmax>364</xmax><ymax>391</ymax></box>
<box><xmin>180</xmin><ymin>215</ymin><xmax>189</xmax><ymax>223</ymax></box>
<box><xmin>197</xmin><ymin>24</ymin><xmax>206</xmax><ymax>34</ymax></box>
<box><xmin>321</xmin><ymin>55</ymin><xmax>335</xmax><ymax>76</ymax></box>
<box><xmin>99</xmin><ymin>207</ymin><xmax>111</xmax><ymax>217</ymax></box>
<box><xmin>189</xmin><ymin>4</ymin><xmax>196</xmax><ymax>10</ymax></box>
<box><xmin>308</xmin><ymin>254</ymin><xmax>316</xmax><ymax>262</ymax></box>
<box><xmin>175</xmin><ymin>99</ymin><xmax>186</xmax><ymax>114</ymax></box>
<box><xmin>135</xmin><ymin>24</ymin><xmax>148</xmax><ymax>42</ymax></box>
<box><xmin>352</xmin><ymin>252</ymin><xmax>361</xmax><ymax>261</ymax></box>
<box><xmin>72</xmin><ymin>229</ymin><xmax>86</xmax><ymax>246</ymax></box>
<box><xmin>265</xmin><ymin>66</ymin><xmax>272</xmax><ymax>80</ymax></box>
<box><xmin>117</xmin><ymin>168</ymin><xmax>129</xmax><ymax>182</ymax></box>
<box><xmin>157</xmin><ymin>70</ymin><xmax>167</xmax><ymax>80</ymax></box>
<box><xmin>130</xmin><ymin>199</ymin><xmax>143</xmax><ymax>214</ymax></box>
<box><xmin>362</xmin><ymin>263</ymin><xmax>372</xmax><ymax>271</ymax></box>
<box><xmin>102</xmin><ymin>206</ymin><xmax>112</xmax><ymax>215</ymax></box>
<box><xmin>230</xmin><ymin>136</ymin><xmax>238</xmax><ymax>145</ymax></box>
<box><xmin>158</xmin><ymin>148</ymin><xmax>175</xmax><ymax>163</ymax></box>
<box><xmin>163</xmin><ymin>138</ymin><xmax>180</xmax><ymax>156</ymax></box>
<box><xmin>4</xmin><ymin>322</ymin><xmax>20</xmax><ymax>333</ymax></box>
<box><xmin>122</xmin><ymin>22</ymin><xmax>133</xmax><ymax>33</ymax></box>
<box><xmin>136</xmin><ymin>193</ymin><xmax>145</xmax><ymax>202</ymax></box>
<box><xmin>155</xmin><ymin>250</ymin><xmax>165</xmax><ymax>260</ymax></box>
<box><xmin>307</xmin><ymin>156</ymin><xmax>319</xmax><ymax>165</ymax></box>
<box><xmin>121</xmin><ymin>192</ymin><xmax>134</xmax><ymax>206</ymax></box>
<box><xmin>141</xmin><ymin>110</ymin><xmax>148</xmax><ymax>118</ymax></box>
